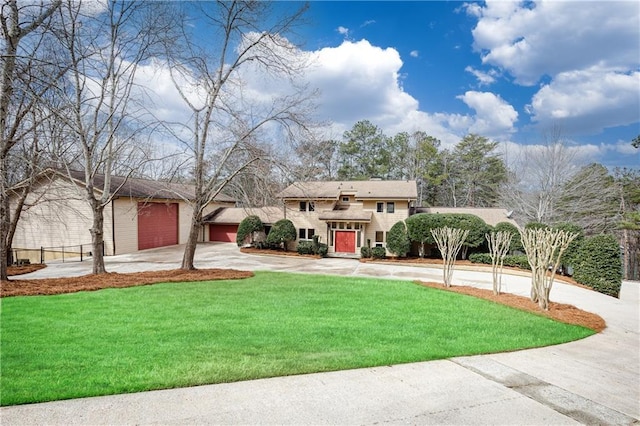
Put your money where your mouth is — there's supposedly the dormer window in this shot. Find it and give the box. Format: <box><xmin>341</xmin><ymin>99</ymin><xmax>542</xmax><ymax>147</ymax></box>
<box><xmin>342</xmin><ymin>196</ymin><xmax>349</xmax><ymax>202</ymax></box>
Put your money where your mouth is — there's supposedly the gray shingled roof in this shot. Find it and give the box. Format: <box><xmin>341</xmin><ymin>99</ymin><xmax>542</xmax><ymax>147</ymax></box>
<box><xmin>203</xmin><ymin>207</ymin><xmax>284</xmax><ymax>224</ymax></box>
<box><xmin>277</xmin><ymin>180</ymin><xmax>417</xmax><ymax>200</ymax></box>
<box><xmin>65</xmin><ymin>170</ymin><xmax>235</xmax><ymax>203</ymax></box>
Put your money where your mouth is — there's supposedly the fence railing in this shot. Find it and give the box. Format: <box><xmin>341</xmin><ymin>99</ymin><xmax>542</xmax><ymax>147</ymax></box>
<box><xmin>10</xmin><ymin>244</ymin><xmax>96</xmax><ymax>265</ymax></box>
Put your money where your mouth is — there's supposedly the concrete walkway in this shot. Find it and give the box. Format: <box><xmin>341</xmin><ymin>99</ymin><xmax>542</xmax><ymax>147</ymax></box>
<box><xmin>2</xmin><ymin>243</ymin><xmax>639</xmax><ymax>425</ymax></box>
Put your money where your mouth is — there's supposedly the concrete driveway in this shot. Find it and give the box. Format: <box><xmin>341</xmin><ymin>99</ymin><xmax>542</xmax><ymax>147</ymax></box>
<box><xmin>2</xmin><ymin>243</ymin><xmax>639</xmax><ymax>425</ymax></box>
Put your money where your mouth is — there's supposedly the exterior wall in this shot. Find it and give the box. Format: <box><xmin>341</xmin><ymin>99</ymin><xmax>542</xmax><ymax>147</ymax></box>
<box><xmin>283</xmin><ymin>200</ymin><xmax>330</xmax><ymax>250</ymax></box>
<box><xmin>112</xmin><ymin>198</ymin><xmax>139</xmax><ymax>255</ymax></box>
<box><xmin>11</xmin><ymin>177</ymin><xmax>114</xmax><ymax>257</ymax></box>
<box><xmin>361</xmin><ymin>199</ymin><xmax>411</xmax><ymax>252</ymax></box>
<box><xmin>281</xmin><ymin>198</ymin><xmax>413</xmax><ymax>255</ymax></box>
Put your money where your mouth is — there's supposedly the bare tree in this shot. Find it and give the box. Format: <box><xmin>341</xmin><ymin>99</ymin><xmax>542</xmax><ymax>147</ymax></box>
<box><xmin>0</xmin><ymin>0</ymin><xmax>62</xmax><ymax>280</ymax></box>
<box><xmin>431</xmin><ymin>227</ymin><xmax>469</xmax><ymax>287</ymax></box>
<box><xmin>486</xmin><ymin>230</ymin><xmax>513</xmax><ymax>295</ymax></box>
<box><xmin>165</xmin><ymin>1</ymin><xmax>317</xmax><ymax>270</ymax></box>
<box><xmin>520</xmin><ymin>228</ymin><xmax>578</xmax><ymax>310</ymax></box>
<box><xmin>52</xmin><ymin>0</ymin><xmax>175</xmax><ymax>274</ymax></box>
<box><xmin>502</xmin><ymin>129</ymin><xmax>581</xmax><ymax>224</ymax></box>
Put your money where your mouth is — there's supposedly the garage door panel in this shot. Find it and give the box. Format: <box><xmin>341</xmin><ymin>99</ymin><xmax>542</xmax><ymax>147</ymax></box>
<box><xmin>138</xmin><ymin>202</ymin><xmax>178</xmax><ymax>250</ymax></box>
<box><xmin>210</xmin><ymin>224</ymin><xmax>238</xmax><ymax>242</ymax></box>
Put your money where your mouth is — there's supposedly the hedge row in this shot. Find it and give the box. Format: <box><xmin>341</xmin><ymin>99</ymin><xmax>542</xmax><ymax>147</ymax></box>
<box><xmin>468</xmin><ymin>253</ymin><xmax>531</xmax><ymax>270</ymax></box>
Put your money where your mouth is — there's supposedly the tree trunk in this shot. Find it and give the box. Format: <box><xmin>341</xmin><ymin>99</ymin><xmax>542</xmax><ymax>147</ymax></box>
<box><xmin>0</xmin><ymin>168</ymin><xmax>9</xmax><ymax>281</ymax></box>
<box><xmin>181</xmin><ymin>205</ymin><xmax>202</xmax><ymax>270</ymax></box>
<box><xmin>90</xmin><ymin>203</ymin><xmax>106</xmax><ymax>275</ymax></box>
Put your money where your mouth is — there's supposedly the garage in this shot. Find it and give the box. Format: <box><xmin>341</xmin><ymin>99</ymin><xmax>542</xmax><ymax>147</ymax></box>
<box><xmin>210</xmin><ymin>224</ymin><xmax>238</xmax><ymax>243</ymax></box>
<box><xmin>137</xmin><ymin>202</ymin><xmax>179</xmax><ymax>250</ymax></box>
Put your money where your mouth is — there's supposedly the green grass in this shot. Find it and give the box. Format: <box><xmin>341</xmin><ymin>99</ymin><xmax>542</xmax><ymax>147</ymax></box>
<box><xmin>0</xmin><ymin>271</ymin><xmax>593</xmax><ymax>406</ymax></box>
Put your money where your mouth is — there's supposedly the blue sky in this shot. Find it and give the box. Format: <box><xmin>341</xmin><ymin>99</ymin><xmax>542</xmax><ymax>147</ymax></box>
<box><xmin>286</xmin><ymin>1</ymin><xmax>640</xmax><ymax>170</ymax></box>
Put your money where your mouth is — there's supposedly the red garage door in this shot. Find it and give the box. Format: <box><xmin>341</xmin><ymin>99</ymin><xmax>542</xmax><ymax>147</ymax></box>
<box><xmin>137</xmin><ymin>202</ymin><xmax>178</xmax><ymax>250</ymax></box>
<box><xmin>210</xmin><ymin>224</ymin><xmax>238</xmax><ymax>242</ymax></box>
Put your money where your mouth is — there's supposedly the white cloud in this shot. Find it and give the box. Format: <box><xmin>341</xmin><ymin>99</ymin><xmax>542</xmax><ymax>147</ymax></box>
<box><xmin>336</xmin><ymin>26</ymin><xmax>350</xmax><ymax>37</ymax></box>
<box><xmin>526</xmin><ymin>67</ymin><xmax>640</xmax><ymax>133</ymax></box>
<box><xmin>457</xmin><ymin>91</ymin><xmax>518</xmax><ymax>138</ymax></box>
<box><xmin>306</xmin><ymin>39</ymin><xmax>418</xmax><ymax>128</ymax></box>
<box><xmin>410</xmin><ymin>50</ymin><xmax>419</xmax><ymax>58</ymax></box>
<box><xmin>469</xmin><ymin>0</ymin><xmax>639</xmax><ymax>85</ymax></box>
<box><xmin>464</xmin><ymin>66</ymin><xmax>497</xmax><ymax>86</ymax></box>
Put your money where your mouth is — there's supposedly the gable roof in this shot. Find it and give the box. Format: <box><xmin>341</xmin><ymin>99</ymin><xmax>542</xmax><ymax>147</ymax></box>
<box><xmin>278</xmin><ymin>180</ymin><xmax>417</xmax><ymax>200</ymax></box>
<box><xmin>59</xmin><ymin>170</ymin><xmax>235</xmax><ymax>203</ymax></box>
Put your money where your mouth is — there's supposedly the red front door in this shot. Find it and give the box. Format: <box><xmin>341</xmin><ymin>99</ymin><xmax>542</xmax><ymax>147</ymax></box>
<box><xmin>335</xmin><ymin>231</ymin><xmax>356</xmax><ymax>253</ymax></box>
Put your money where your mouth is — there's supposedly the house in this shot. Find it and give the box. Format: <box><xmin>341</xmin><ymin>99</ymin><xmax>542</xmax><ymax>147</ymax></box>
<box><xmin>206</xmin><ymin>180</ymin><xmax>418</xmax><ymax>255</ymax></box>
<box><xmin>10</xmin><ymin>170</ymin><xmax>235</xmax><ymax>258</ymax></box>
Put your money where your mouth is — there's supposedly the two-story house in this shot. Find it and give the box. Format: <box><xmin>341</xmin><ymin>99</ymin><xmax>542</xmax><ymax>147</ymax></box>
<box><xmin>277</xmin><ymin>180</ymin><xmax>417</xmax><ymax>255</ymax></box>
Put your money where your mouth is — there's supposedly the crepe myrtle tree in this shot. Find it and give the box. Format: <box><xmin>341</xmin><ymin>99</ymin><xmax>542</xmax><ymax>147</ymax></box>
<box><xmin>520</xmin><ymin>227</ymin><xmax>578</xmax><ymax>310</ymax></box>
<box><xmin>431</xmin><ymin>227</ymin><xmax>469</xmax><ymax>287</ymax></box>
<box><xmin>486</xmin><ymin>231</ymin><xmax>513</xmax><ymax>295</ymax></box>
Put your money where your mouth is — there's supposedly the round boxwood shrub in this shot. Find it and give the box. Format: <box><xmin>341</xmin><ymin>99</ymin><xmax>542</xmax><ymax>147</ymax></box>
<box><xmin>386</xmin><ymin>221</ymin><xmax>411</xmax><ymax>257</ymax></box>
<box><xmin>236</xmin><ymin>215</ymin><xmax>264</xmax><ymax>246</ymax></box>
<box><xmin>573</xmin><ymin>234</ymin><xmax>622</xmax><ymax>297</ymax></box>
<box><xmin>360</xmin><ymin>246</ymin><xmax>372</xmax><ymax>258</ymax></box>
<box><xmin>371</xmin><ymin>246</ymin><xmax>386</xmax><ymax>259</ymax></box>
<box><xmin>266</xmin><ymin>219</ymin><xmax>297</xmax><ymax>251</ymax></box>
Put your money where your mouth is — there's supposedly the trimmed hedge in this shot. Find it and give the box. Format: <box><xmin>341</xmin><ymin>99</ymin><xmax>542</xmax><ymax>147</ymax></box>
<box><xmin>266</xmin><ymin>219</ymin><xmax>297</xmax><ymax>251</ymax></box>
<box><xmin>468</xmin><ymin>253</ymin><xmax>531</xmax><ymax>270</ymax></box>
<box><xmin>371</xmin><ymin>246</ymin><xmax>386</xmax><ymax>259</ymax></box>
<box><xmin>386</xmin><ymin>221</ymin><xmax>411</xmax><ymax>257</ymax></box>
<box><xmin>573</xmin><ymin>234</ymin><xmax>622</xmax><ymax>297</ymax></box>
<box><xmin>361</xmin><ymin>246</ymin><xmax>372</xmax><ymax>258</ymax></box>
<box><xmin>236</xmin><ymin>215</ymin><xmax>264</xmax><ymax>246</ymax></box>
<box><xmin>297</xmin><ymin>239</ymin><xmax>328</xmax><ymax>257</ymax></box>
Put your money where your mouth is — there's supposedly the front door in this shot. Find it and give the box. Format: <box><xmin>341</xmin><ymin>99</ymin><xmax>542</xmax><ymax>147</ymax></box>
<box><xmin>335</xmin><ymin>231</ymin><xmax>356</xmax><ymax>253</ymax></box>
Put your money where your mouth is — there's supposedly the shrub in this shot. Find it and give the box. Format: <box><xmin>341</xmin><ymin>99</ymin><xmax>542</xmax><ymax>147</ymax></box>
<box><xmin>469</xmin><ymin>253</ymin><xmax>492</xmax><ymax>264</ymax></box>
<box><xmin>573</xmin><ymin>234</ymin><xmax>622</xmax><ymax>297</ymax></box>
<box><xmin>361</xmin><ymin>246</ymin><xmax>372</xmax><ymax>258</ymax></box>
<box><xmin>371</xmin><ymin>246</ymin><xmax>386</xmax><ymax>259</ymax></box>
<box><xmin>266</xmin><ymin>219</ymin><xmax>297</xmax><ymax>251</ymax></box>
<box><xmin>236</xmin><ymin>215</ymin><xmax>264</xmax><ymax>246</ymax></box>
<box><xmin>553</xmin><ymin>222</ymin><xmax>584</xmax><ymax>271</ymax></box>
<box><xmin>469</xmin><ymin>253</ymin><xmax>531</xmax><ymax>270</ymax></box>
<box><xmin>494</xmin><ymin>222</ymin><xmax>523</xmax><ymax>253</ymax></box>
<box><xmin>386</xmin><ymin>221</ymin><xmax>411</xmax><ymax>257</ymax></box>
<box><xmin>296</xmin><ymin>241</ymin><xmax>314</xmax><ymax>255</ymax></box>
<box><xmin>525</xmin><ymin>221</ymin><xmax>548</xmax><ymax>230</ymax></box>
<box><xmin>296</xmin><ymin>240</ymin><xmax>328</xmax><ymax>257</ymax></box>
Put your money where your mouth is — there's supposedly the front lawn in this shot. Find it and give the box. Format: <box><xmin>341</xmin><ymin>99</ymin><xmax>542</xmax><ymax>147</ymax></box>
<box><xmin>0</xmin><ymin>271</ymin><xmax>593</xmax><ymax>406</ymax></box>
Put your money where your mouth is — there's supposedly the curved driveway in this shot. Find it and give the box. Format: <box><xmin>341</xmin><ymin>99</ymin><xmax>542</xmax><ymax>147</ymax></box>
<box><xmin>2</xmin><ymin>243</ymin><xmax>639</xmax><ymax>425</ymax></box>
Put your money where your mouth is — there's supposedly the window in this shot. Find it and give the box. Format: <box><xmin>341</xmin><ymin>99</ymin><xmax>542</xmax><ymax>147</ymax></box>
<box><xmin>299</xmin><ymin>201</ymin><xmax>306</xmax><ymax>212</ymax></box>
<box><xmin>387</xmin><ymin>202</ymin><xmax>395</xmax><ymax>213</ymax></box>
<box><xmin>299</xmin><ymin>228</ymin><xmax>315</xmax><ymax>240</ymax></box>
<box><xmin>309</xmin><ymin>202</ymin><xmax>315</xmax><ymax>212</ymax></box>
<box><xmin>376</xmin><ymin>202</ymin><xmax>384</xmax><ymax>213</ymax></box>
<box><xmin>342</xmin><ymin>196</ymin><xmax>349</xmax><ymax>202</ymax></box>
<box><xmin>375</xmin><ymin>231</ymin><xmax>385</xmax><ymax>248</ymax></box>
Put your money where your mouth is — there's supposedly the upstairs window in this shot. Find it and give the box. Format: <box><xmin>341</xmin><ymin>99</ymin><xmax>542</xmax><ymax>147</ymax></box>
<box><xmin>309</xmin><ymin>202</ymin><xmax>315</xmax><ymax>212</ymax></box>
<box><xmin>299</xmin><ymin>201</ymin><xmax>307</xmax><ymax>211</ymax></box>
<box><xmin>376</xmin><ymin>202</ymin><xmax>384</xmax><ymax>213</ymax></box>
<box><xmin>387</xmin><ymin>202</ymin><xmax>395</xmax><ymax>214</ymax></box>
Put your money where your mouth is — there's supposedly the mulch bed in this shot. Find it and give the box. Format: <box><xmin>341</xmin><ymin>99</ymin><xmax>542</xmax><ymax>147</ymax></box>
<box><xmin>0</xmin><ymin>269</ymin><xmax>253</xmax><ymax>298</ymax></box>
<box><xmin>7</xmin><ymin>264</ymin><xmax>47</xmax><ymax>276</ymax></box>
<box><xmin>416</xmin><ymin>281</ymin><xmax>606</xmax><ymax>333</ymax></box>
